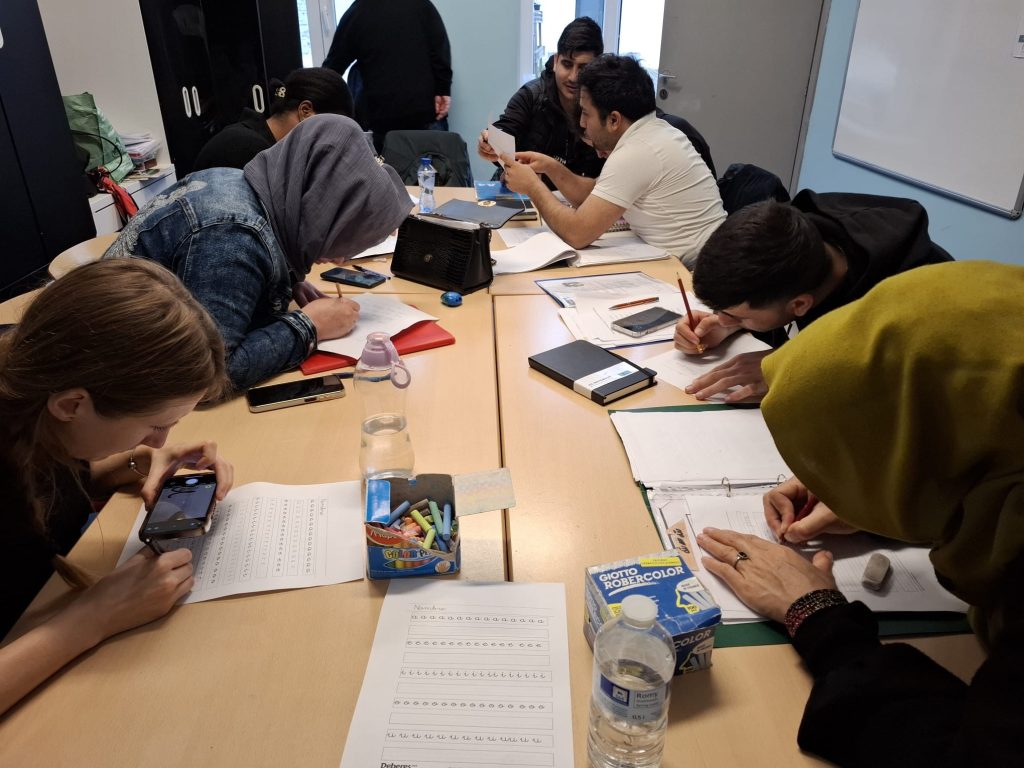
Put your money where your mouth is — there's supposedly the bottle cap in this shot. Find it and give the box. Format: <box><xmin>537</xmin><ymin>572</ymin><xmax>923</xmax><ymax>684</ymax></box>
<box><xmin>420</xmin><ymin>156</ymin><xmax>431</xmax><ymax>166</ymax></box>
<box><xmin>358</xmin><ymin>332</ymin><xmax>411</xmax><ymax>388</ymax></box>
<box><xmin>619</xmin><ymin>595</ymin><xmax>658</xmax><ymax>628</ymax></box>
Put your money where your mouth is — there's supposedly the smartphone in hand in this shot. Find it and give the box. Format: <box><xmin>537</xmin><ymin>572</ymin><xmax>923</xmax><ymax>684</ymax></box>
<box><xmin>139</xmin><ymin>472</ymin><xmax>218</xmax><ymax>544</ymax></box>
<box><xmin>320</xmin><ymin>267</ymin><xmax>386</xmax><ymax>288</ymax></box>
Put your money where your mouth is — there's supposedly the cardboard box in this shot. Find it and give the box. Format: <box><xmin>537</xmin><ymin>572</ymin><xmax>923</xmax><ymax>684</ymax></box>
<box><xmin>365</xmin><ymin>469</ymin><xmax>515</xmax><ymax>580</ymax></box>
<box><xmin>584</xmin><ymin>552</ymin><xmax>720</xmax><ymax>675</ymax></box>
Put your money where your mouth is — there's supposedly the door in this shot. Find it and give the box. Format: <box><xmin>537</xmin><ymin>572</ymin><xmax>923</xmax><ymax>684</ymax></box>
<box><xmin>656</xmin><ymin>0</ymin><xmax>824</xmax><ymax>188</ymax></box>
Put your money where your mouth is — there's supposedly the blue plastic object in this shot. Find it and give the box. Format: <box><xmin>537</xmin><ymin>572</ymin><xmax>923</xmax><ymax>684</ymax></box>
<box><xmin>440</xmin><ymin>291</ymin><xmax>463</xmax><ymax>307</ymax></box>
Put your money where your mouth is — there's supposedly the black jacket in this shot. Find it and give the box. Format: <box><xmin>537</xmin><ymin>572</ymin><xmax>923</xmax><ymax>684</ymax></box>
<box><xmin>760</xmin><ymin>190</ymin><xmax>954</xmax><ymax>347</ymax></box>
<box><xmin>192</xmin><ymin>109</ymin><xmax>275</xmax><ymax>172</ymax></box>
<box><xmin>792</xmin><ymin>555</ymin><xmax>1023</xmax><ymax>767</ymax></box>
<box><xmin>323</xmin><ymin>0</ymin><xmax>451</xmax><ymax>132</ymax></box>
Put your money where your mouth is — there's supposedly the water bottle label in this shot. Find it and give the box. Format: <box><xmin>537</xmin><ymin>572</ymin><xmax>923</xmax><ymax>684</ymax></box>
<box><xmin>595</xmin><ymin>670</ymin><xmax>667</xmax><ymax>723</ymax></box>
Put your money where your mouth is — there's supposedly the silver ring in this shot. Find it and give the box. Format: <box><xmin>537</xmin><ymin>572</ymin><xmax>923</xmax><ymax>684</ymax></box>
<box><xmin>732</xmin><ymin>551</ymin><xmax>750</xmax><ymax>568</ymax></box>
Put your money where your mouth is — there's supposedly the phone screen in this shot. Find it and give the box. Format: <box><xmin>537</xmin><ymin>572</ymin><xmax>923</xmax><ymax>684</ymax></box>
<box><xmin>613</xmin><ymin>307</ymin><xmax>683</xmax><ymax>334</ymax></box>
<box><xmin>245</xmin><ymin>375</ymin><xmax>345</xmax><ymax>409</ymax></box>
<box><xmin>150</xmin><ymin>475</ymin><xmax>217</xmax><ymax>523</ymax></box>
<box><xmin>320</xmin><ymin>267</ymin><xmax>385</xmax><ymax>288</ymax></box>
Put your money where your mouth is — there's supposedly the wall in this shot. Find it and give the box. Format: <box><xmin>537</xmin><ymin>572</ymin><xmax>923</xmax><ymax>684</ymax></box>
<box><xmin>797</xmin><ymin>0</ymin><xmax>1024</xmax><ymax>264</ymax></box>
<box><xmin>432</xmin><ymin>0</ymin><xmax>527</xmax><ymax>183</ymax></box>
<box><xmin>37</xmin><ymin>0</ymin><xmax>169</xmax><ymax>165</ymax></box>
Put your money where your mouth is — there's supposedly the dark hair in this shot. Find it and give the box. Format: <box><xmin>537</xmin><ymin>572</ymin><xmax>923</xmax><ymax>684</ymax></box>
<box><xmin>557</xmin><ymin>16</ymin><xmax>603</xmax><ymax>57</ymax></box>
<box><xmin>692</xmin><ymin>201</ymin><xmax>831</xmax><ymax>310</ymax></box>
<box><xmin>269</xmin><ymin>67</ymin><xmax>353</xmax><ymax>118</ymax></box>
<box><xmin>576</xmin><ymin>54</ymin><xmax>655</xmax><ymax>122</ymax></box>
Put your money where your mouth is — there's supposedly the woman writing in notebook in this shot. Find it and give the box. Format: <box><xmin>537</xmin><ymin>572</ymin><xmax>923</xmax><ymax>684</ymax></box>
<box><xmin>0</xmin><ymin>260</ymin><xmax>234</xmax><ymax>715</ymax></box>
<box><xmin>697</xmin><ymin>261</ymin><xmax>1023</xmax><ymax>766</ymax></box>
<box><xmin>104</xmin><ymin>115</ymin><xmax>413</xmax><ymax>391</ymax></box>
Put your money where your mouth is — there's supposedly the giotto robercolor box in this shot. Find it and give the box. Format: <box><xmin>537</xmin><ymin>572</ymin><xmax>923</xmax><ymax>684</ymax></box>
<box><xmin>584</xmin><ymin>551</ymin><xmax>721</xmax><ymax>675</ymax></box>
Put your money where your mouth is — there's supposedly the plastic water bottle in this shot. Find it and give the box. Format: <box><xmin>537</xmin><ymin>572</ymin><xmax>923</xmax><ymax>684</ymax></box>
<box><xmin>588</xmin><ymin>595</ymin><xmax>676</xmax><ymax>768</ymax></box>
<box><xmin>354</xmin><ymin>332</ymin><xmax>414</xmax><ymax>480</ymax></box>
<box><xmin>417</xmin><ymin>156</ymin><xmax>436</xmax><ymax>213</ymax></box>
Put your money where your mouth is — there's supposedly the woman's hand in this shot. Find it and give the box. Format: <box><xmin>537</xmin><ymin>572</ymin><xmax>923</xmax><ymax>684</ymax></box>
<box><xmin>302</xmin><ymin>296</ymin><xmax>360</xmax><ymax>341</ymax></box>
<box><xmin>140</xmin><ymin>441</ymin><xmax>234</xmax><ymax>509</ymax></box>
<box><xmin>291</xmin><ymin>280</ymin><xmax>327</xmax><ymax>308</ymax></box>
<box><xmin>764</xmin><ymin>476</ymin><xmax>859</xmax><ymax>543</ymax></box>
<box><xmin>69</xmin><ymin>549</ymin><xmax>195</xmax><ymax>641</ymax></box>
<box><xmin>673</xmin><ymin>311</ymin><xmax>737</xmax><ymax>354</ymax></box>
<box><xmin>697</xmin><ymin>528</ymin><xmax>837</xmax><ymax>623</ymax></box>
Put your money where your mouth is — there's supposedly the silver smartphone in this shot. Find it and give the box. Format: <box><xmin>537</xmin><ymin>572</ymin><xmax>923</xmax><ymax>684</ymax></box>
<box><xmin>611</xmin><ymin>307</ymin><xmax>683</xmax><ymax>338</ymax></box>
<box><xmin>245</xmin><ymin>375</ymin><xmax>346</xmax><ymax>413</ymax></box>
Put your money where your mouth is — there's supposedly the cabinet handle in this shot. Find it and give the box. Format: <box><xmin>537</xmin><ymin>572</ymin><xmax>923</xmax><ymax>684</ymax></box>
<box><xmin>0</xmin><ymin>26</ymin><xmax>5</xmax><ymax>49</ymax></box>
<box><xmin>192</xmin><ymin>86</ymin><xmax>201</xmax><ymax>117</ymax></box>
<box><xmin>252</xmin><ymin>84</ymin><xmax>265</xmax><ymax>113</ymax></box>
<box><xmin>182</xmin><ymin>87</ymin><xmax>192</xmax><ymax>118</ymax></box>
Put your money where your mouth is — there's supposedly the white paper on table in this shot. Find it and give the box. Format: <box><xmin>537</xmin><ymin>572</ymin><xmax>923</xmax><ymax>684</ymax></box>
<box><xmin>117</xmin><ymin>481</ymin><xmax>365</xmax><ymax>604</ymax></box>
<box><xmin>667</xmin><ymin>493</ymin><xmax>968</xmax><ymax>621</ymax></box>
<box><xmin>536</xmin><ymin>271</ymin><xmax>674</xmax><ymax>308</ymax></box>
<box><xmin>558</xmin><ymin>291</ymin><xmax>699</xmax><ymax>348</ymax></box>
<box><xmin>610</xmin><ymin>408</ymin><xmax>791</xmax><ymax>485</ymax></box>
<box><xmin>317</xmin><ymin>294</ymin><xmax>437</xmax><ymax>358</ymax></box>
<box><xmin>644</xmin><ymin>334</ymin><xmax>773</xmax><ymax>400</ymax></box>
<box><xmin>499</xmin><ymin>225</ymin><xmax>551</xmax><ymax>247</ymax></box>
<box><xmin>348</xmin><ymin>235</ymin><xmax>397</xmax><ymax>260</ymax></box>
<box><xmin>575</xmin><ymin>232</ymin><xmax>668</xmax><ymax>266</ymax></box>
<box><xmin>340</xmin><ymin>579</ymin><xmax>575</xmax><ymax>768</ymax></box>
<box><xmin>487</xmin><ymin>123</ymin><xmax>516</xmax><ymax>167</ymax></box>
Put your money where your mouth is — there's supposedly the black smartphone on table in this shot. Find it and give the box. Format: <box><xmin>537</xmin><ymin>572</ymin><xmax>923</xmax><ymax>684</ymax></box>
<box><xmin>611</xmin><ymin>307</ymin><xmax>683</xmax><ymax>337</ymax></box>
<box><xmin>245</xmin><ymin>374</ymin><xmax>346</xmax><ymax>413</ymax></box>
<box><xmin>139</xmin><ymin>472</ymin><xmax>218</xmax><ymax>545</ymax></box>
<box><xmin>320</xmin><ymin>267</ymin><xmax>386</xmax><ymax>288</ymax></box>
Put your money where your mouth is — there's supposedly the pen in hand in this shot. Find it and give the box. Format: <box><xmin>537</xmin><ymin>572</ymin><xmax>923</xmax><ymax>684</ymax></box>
<box><xmin>677</xmin><ymin>274</ymin><xmax>705</xmax><ymax>354</ymax></box>
<box><xmin>779</xmin><ymin>492</ymin><xmax>818</xmax><ymax>543</ymax></box>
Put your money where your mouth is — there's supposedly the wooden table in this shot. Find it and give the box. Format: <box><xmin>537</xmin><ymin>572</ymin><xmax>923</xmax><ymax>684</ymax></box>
<box><xmin>0</xmin><ymin>209</ymin><xmax>986</xmax><ymax>767</ymax></box>
<box><xmin>493</xmin><ymin>294</ymin><xmax>986</xmax><ymax>768</ymax></box>
<box><xmin>0</xmin><ymin>291</ymin><xmax>504</xmax><ymax>767</ymax></box>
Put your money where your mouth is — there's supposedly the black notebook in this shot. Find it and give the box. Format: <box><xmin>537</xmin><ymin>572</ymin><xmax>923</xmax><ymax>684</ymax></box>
<box><xmin>528</xmin><ymin>340</ymin><xmax>657</xmax><ymax>405</ymax></box>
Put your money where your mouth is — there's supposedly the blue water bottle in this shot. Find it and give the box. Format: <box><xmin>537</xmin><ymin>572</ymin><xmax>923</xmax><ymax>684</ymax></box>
<box><xmin>417</xmin><ymin>156</ymin><xmax>436</xmax><ymax>214</ymax></box>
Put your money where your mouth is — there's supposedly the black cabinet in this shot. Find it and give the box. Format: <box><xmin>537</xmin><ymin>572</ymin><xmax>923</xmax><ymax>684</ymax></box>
<box><xmin>139</xmin><ymin>0</ymin><xmax>301</xmax><ymax>177</ymax></box>
<box><xmin>0</xmin><ymin>0</ymin><xmax>95</xmax><ymax>300</ymax></box>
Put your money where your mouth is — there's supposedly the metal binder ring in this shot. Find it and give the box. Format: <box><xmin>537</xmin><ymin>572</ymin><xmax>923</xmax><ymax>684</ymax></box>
<box><xmin>722</xmin><ymin>477</ymin><xmax>732</xmax><ymax>497</ymax></box>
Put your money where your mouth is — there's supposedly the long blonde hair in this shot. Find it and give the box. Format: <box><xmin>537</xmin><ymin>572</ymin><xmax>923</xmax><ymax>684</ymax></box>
<box><xmin>0</xmin><ymin>259</ymin><xmax>227</xmax><ymax>584</ymax></box>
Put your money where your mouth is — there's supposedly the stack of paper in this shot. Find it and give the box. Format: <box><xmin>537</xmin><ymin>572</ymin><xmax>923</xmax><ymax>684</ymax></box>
<box><xmin>643</xmin><ymin>333</ymin><xmax>773</xmax><ymax>400</ymax></box>
<box><xmin>119</xmin><ymin>131</ymin><xmax>161</xmax><ymax>166</ymax></box>
<box><xmin>493</xmin><ymin>229</ymin><xmax>668</xmax><ymax>274</ymax></box>
<box><xmin>317</xmin><ymin>295</ymin><xmax>437</xmax><ymax>358</ymax></box>
<box><xmin>557</xmin><ymin>290</ymin><xmax>708</xmax><ymax>348</ymax></box>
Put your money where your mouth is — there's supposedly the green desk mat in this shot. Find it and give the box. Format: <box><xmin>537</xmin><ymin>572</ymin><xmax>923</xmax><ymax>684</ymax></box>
<box><xmin>611</xmin><ymin>404</ymin><xmax>971</xmax><ymax>647</ymax></box>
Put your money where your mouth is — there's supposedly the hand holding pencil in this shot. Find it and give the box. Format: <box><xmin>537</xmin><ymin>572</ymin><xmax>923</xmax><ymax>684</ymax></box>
<box><xmin>676</xmin><ymin>275</ymin><xmax>706</xmax><ymax>355</ymax></box>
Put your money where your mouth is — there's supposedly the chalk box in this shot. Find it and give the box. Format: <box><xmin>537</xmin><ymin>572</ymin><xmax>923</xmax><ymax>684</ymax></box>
<box><xmin>584</xmin><ymin>551</ymin><xmax>721</xmax><ymax>675</ymax></box>
<box><xmin>365</xmin><ymin>474</ymin><xmax>461</xmax><ymax>579</ymax></box>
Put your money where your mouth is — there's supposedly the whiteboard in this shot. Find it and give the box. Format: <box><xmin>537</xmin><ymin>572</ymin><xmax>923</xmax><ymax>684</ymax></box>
<box><xmin>833</xmin><ymin>0</ymin><xmax>1024</xmax><ymax>218</ymax></box>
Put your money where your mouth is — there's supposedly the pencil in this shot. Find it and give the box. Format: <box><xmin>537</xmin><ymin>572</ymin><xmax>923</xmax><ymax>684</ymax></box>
<box><xmin>335</xmin><ymin>284</ymin><xmax>342</xmax><ymax>298</ymax></box>
<box><xmin>609</xmin><ymin>296</ymin><xmax>658</xmax><ymax>311</ymax></box>
<box><xmin>677</xmin><ymin>274</ymin><xmax>705</xmax><ymax>354</ymax></box>
<box><xmin>779</xmin><ymin>493</ymin><xmax>818</xmax><ymax>543</ymax></box>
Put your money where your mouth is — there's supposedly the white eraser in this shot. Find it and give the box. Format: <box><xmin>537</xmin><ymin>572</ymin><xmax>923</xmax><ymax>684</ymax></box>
<box><xmin>861</xmin><ymin>553</ymin><xmax>892</xmax><ymax>591</ymax></box>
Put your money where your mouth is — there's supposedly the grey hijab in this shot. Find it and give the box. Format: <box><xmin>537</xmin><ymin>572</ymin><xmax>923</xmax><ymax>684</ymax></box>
<box><xmin>243</xmin><ymin>114</ymin><xmax>411</xmax><ymax>279</ymax></box>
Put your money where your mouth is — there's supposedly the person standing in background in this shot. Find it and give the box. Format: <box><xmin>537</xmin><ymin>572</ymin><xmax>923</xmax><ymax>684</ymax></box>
<box><xmin>323</xmin><ymin>0</ymin><xmax>452</xmax><ymax>152</ymax></box>
<box><xmin>192</xmin><ymin>68</ymin><xmax>353</xmax><ymax>172</ymax></box>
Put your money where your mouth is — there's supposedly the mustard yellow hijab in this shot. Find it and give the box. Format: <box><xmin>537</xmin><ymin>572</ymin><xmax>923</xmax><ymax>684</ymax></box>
<box><xmin>762</xmin><ymin>261</ymin><xmax>1024</xmax><ymax>634</ymax></box>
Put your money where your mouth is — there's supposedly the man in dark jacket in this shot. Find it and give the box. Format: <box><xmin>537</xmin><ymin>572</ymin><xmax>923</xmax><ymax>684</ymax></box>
<box><xmin>675</xmin><ymin>191</ymin><xmax>954</xmax><ymax>402</ymax></box>
<box><xmin>478</xmin><ymin>17</ymin><xmax>603</xmax><ymax>188</ymax></box>
<box><xmin>323</xmin><ymin>0</ymin><xmax>452</xmax><ymax>150</ymax></box>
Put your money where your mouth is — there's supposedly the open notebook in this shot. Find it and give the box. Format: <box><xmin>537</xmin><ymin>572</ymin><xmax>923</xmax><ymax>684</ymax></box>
<box><xmin>493</xmin><ymin>229</ymin><xmax>668</xmax><ymax>274</ymax></box>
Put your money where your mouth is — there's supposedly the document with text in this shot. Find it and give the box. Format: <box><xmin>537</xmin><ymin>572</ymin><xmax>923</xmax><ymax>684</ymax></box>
<box><xmin>117</xmin><ymin>481</ymin><xmax>365</xmax><ymax>604</ymax></box>
<box><xmin>340</xmin><ymin>580</ymin><xmax>574</xmax><ymax>768</ymax></box>
<box><xmin>317</xmin><ymin>295</ymin><xmax>437</xmax><ymax>358</ymax></box>
<box><xmin>644</xmin><ymin>333</ymin><xmax>773</xmax><ymax>399</ymax></box>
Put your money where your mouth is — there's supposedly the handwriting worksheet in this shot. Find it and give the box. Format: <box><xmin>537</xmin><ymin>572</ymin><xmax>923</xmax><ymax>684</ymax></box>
<box><xmin>316</xmin><ymin>295</ymin><xmax>436</xmax><ymax>358</ymax></box>
<box><xmin>644</xmin><ymin>332</ymin><xmax>773</xmax><ymax>400</ymax></box>
<box><xmin>650</xmin><ymin>491</ymin><xmax>968</xmax><ymax>622</ymax></box>
<box><xmin>118</xmin><ymin>481</ymin><xmax>365</xmax><ymax>604</ymax></box>
<box><xmin>340</xmin><ymin>580</ymin><xmax>574</xmax><ymax>768</ymax></box>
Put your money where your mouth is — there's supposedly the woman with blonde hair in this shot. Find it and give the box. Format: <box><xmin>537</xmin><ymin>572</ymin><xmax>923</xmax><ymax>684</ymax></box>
<box><xmin>0</xmin><ymin>259</ymin><xmax>233</xmax><ymax>714</ymax></box>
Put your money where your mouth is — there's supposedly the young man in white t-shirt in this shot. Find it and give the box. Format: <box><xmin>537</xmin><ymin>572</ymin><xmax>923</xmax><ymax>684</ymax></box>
<box><xmin>501</xmin><ymin>54</ymin><xmax>726</xmax><ymax>266</ymax></box>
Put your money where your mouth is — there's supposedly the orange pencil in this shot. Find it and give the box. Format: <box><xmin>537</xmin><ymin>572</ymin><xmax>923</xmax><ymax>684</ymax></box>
<box><xmin>609</xmin><ymin>296</ymin><xmax>658</xmax><ymax>311</ymax></box>
<box><xmin>677</xmin><ymin>274</ymin><xmax>705</xmax><ymax>354</ymax></box>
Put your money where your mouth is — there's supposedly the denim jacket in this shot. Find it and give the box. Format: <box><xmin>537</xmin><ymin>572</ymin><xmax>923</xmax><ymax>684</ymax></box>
<box><xmin>104</xmin><ymin>169</ymin><xmax>316</xmax><ymax>391</ymax></box>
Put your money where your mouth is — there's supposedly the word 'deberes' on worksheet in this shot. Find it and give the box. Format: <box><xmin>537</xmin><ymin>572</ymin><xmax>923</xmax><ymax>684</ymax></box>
<box><xmin>340</xmin><ymin>580</ymin><xmax>574</xmax><ymax>768</ymax></box>
<box><xmin>118</xmin><ymin>481</ymin><xmax>366</xmax><ymax>604</ymax></box>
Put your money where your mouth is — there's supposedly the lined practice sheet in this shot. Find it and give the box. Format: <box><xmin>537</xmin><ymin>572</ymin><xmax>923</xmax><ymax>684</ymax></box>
<box><xmin>340</xmin><ymin>580</ymin><xmax>574</xmax><ymax>768</ymax></box>
<box><xmin>117</xmin><ymin>481</ymin><xmax>365</xmax><ymax>603</ymax></box>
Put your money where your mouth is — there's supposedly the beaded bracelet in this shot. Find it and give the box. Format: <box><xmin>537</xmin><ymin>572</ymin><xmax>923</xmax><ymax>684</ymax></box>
<box><xmin>784</xmin><ymin>589</ymin><xmax>848</xmax><ymax>637</ymax></box>
<box><xmin>127</xmin><ymin>448</ymin><xmax>148</xmax><ymax>478</ymax></box>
